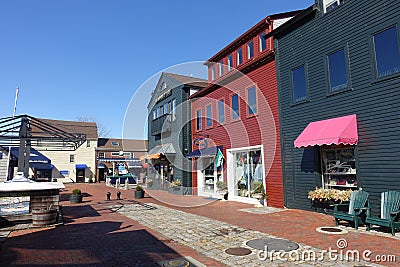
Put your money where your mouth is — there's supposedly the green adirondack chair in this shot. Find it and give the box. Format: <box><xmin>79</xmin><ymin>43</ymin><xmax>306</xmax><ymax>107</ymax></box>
<box><xmin>365</xmin><ymin>191</ymin><xmax>400</xmax><ymax>236</ymax></box>
<box><xmin>332</xmin><ymin>190</ymin><xmax>369</xmax><ymax>229</ymax></box>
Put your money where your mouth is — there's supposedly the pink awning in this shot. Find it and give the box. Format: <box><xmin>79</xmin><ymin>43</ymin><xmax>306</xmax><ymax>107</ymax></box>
<box><xmin>294</xmin><ymin>114</ymin><xmax>358</xmax><ymax>148</ymax></box>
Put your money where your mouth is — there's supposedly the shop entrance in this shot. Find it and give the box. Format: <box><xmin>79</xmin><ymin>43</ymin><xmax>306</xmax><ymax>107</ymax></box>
<box><xmin>76</xmin><ymin>169</ymin><xmax>85</xmax><ymax>183</ymax></box>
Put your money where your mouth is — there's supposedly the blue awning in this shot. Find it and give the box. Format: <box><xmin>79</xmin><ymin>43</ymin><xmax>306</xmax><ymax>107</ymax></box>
<box><xmin>7</xmin><ymin>147</ymin><xmax>52</xmax><ymax>169</ymax></box>
<box><xmin>75</xmin><ymin>164</ymin><xmax>87</xmax><ymax>170</ymax></box>
<box><xmin>186</xmin><ymin>146</ymin><xmax>222</xmax><ymax>159</ymax></box>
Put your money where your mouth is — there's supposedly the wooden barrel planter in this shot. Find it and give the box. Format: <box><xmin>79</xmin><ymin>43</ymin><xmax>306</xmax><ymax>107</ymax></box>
<box><xmin>134</xmin><ymin>190</ymin><xmax>145</xmax><ymax>199</ymax></box>
<box><xmin>70</xmin><ymin>194</ymin><xmax>83</xmax><ymax>203</ymax></box>
<box><xmin>32</xmin><ymin>209</ymin><xmax>57</xmax><ymax>227</ymax></box>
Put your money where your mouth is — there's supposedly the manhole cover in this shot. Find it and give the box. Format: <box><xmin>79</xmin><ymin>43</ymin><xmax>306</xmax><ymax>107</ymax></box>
<box><xmin>246</xmin><ymin>238</ymin><xmax>299</xmax><ymax>252</ymax></box>
<box><xmin>225</xmin><ymin>247</ymin><xmax>252</xmax><ymax>256</ymax></box>
<box><xmin>163</xmin><ymin>259</ymin><xmax>190</xmax><ymax>267</ymax></box>
<box><xmin>316</xmin><ymin>226</ymin><xmax>348</xmax><ymax>235</ymax></box>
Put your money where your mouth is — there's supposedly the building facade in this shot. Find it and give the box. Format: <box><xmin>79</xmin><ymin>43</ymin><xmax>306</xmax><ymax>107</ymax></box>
<box><xmin>96</xmin><ymin>138</ymin><xmax>148</xmax><ymax>182</ymax></box>
<box><xmin>31</xmin><ymin>118</ymin><xmax>98</xmax><ymax>183</ymax></box>
<box><xmin>147</xmin><ymin>72</ymin><xmax>207</xmax><ymax>191</ymax></box>
<box><xmin>274</xmin><ymin>0</ymin><xmax>400</xmax><ymax>210</ymax></box>
<box><xmin>189</xmin><ymin>11</ymin><xmax>300</xmax><ymax>207</ymax></box>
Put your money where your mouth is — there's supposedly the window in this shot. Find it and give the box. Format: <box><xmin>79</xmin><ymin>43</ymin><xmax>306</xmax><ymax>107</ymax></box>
<box><xmin>327</xmin><ymin>49</ymin><xmax>348</xmax><ymax>92</ymax></box>
<box><xmin>227</xmin><ymin>54</ymin><xmax>233</xmax><ymax>71</ymax></box>
<box><xmin>324</xmin><ymin>0</ymin><xmax>347</xmax><ymax>13</ymax></box>
<box><xmin>211</xmin><ymin>64</ymin><xmax>216</xmax><ymax>80</ymax></box>
<box><xmin>164</xmin><ymin>102</ymin><xmax>169</xmax><ymax>114</ymax></box>
<box><xmin>172</xmin><ymin>99</ymin><xmax>176</xmax><ymax>121</ymax></box>
<box><xmin>159</xmin><ymin>105</ymin><xmax>164</xmax><ymax>116</ymax></box>
<box><xmin>219</xmin><ymin>60</ymin><xmax>224</xmax><ymax>76</ymax></box>
<box><xmin>218</xmin><ymin>99</ymin><xmax>225</xmax><ymax>124</ymax></box>
<box><xmin>247</xmin><ymin>87</ymin><xmax>257</xmax><ymax>115</ymax></box>
<box><xmin>153</xmin><ymin>110</ymin><xmax>157</xmax><ymax>120</ymax></box>
<box><xmin>98</xmin><ymin>152</ymin><xmax>105</xmax><ymax>158</ymax></box>
<box><xmin>112</xmin><ymin>141</ymin><xmax>120</xmax><ymax>146</ymax></box>
<box><xmin>206</xmin><ymin>105</ymin><xmax>213</xmax><ymax>128</ymax></box>
<box><xmin>373</xmin><ymin>26</ymin><xmax>400</xmax><ymax>78</ymax></box>
<box><xmin>237</xmin><ymin>48</ymin><xmax>243</xmax><ymax>65</ymax></box>
<box><xmin>111</xmin><ymin>152</ymin><xmax>121</xmax><ymax>156</ymax></box>
<box><xmin>123</xmin><ymin>152</ymin><xmax>133</xmax><ymax>158</ymax></box>
<box><xmin>259</xmin><ymin>32</ymin><xmax>267</xmax><ymax>52</ymax></box>
<box><xmin>69</xmin><ymin>154</ymin><xmax>75</xmax><ymax>163</ymax></box>
<box><xmin>231</xmin><ymin>93</ymin><xmax>239</xmax><ymax>120</ymax></box>
<box><xmin>86</xmin><ymin>140</ymin><xmax>90</xmax><ymax>147</ymax></box>
<box><xmin>247</xmin><ymin>40</ymin><xmax>254</xmax><ymax>59</ymax></box>
<box><xmin>196</xmin><ymin>109</ymin><xmax>202</xmax><ymax>131</ymax></box>
<box><xmin>292</xmin><ymin>65</ymin><xmax>308</xmax><ymax>102</ymax></box>
<box><xmin>321</xmin><ymin>146</ymin><xmax>356</xmax><ymax>189</ymax></box>
<box><xmin>161</xmin><ymin>82</ymin><xmax>167</xmax><ymax>90</ymax></box>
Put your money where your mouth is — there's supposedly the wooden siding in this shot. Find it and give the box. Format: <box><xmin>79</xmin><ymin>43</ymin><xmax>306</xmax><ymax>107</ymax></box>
<box><xmin>191</xmin><ymin>59</ymin><xmax>284</xmax><ymax>207</ymax></box>
<box><xmin>276</xmin><ymin>0</ymin><xmax>400</xmax><ymax>210</ymax></box>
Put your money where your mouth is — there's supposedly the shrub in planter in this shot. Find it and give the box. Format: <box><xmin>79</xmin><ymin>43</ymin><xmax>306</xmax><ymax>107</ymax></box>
<box><xmin>88</xmin><ymin>173</ymin><xmax>94</xmax><ymax>183</ymax></box>
<box><xmin>70</xmin><ymin>188</ymin><xmax>83</xmax><ymax>203</ymax></box>
<box><xmin>134</xmin><ymin>185</ymin><xmax>145</xmax><ymax>199</ymax></box>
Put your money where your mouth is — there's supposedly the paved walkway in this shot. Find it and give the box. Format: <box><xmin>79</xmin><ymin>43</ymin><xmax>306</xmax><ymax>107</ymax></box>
<box><xmin>0</xmin><ymin>183</ymin><xmax>399</xmax><ymax>266</ymax></box>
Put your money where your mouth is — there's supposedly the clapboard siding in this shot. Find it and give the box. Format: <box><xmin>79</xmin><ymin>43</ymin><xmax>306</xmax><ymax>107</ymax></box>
<box><xmin>276</xmin><ymin>0</ymin><xmax>400</xmax><ymax>210</ymax></box>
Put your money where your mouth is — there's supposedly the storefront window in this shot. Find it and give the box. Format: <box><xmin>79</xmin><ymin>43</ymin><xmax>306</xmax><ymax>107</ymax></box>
<box><xmin>321</xmin><ymin>146</ymin><xmax>357</xmax><ymax>189</ymax></box>
<box><xmin>197</xmin><ymin>156</ymin><xmax>224</xmax><ymax>195</ymax></box>
<box><xmin>232</xmin><ymin>148</ymin><xmax>263</xmax><ymax>199</ymax></box>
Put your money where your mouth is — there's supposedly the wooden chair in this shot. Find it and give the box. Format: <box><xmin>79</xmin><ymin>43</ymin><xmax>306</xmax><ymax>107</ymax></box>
<box><xmin>365</xmin><ymin>191</ymin><xmax>400</xmax><ymax>236</ymax></box>
<box><xmin>332</xmin><ymin>190</ymin><xmax>369</xmax><ymax>229</ymax></box>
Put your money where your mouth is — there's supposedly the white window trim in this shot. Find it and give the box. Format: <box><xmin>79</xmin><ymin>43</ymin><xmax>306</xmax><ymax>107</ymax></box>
<box><xmin>226</xmin><ymin>144</ymin><xmax>265</xmax><ymax>204</ymax></box>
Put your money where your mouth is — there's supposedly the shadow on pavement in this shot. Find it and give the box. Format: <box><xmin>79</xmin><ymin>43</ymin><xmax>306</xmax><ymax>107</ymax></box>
<box><xmin>0</xmin><ymin>221</ymin><xmax>183</xmax><ymax>266</ymax></box>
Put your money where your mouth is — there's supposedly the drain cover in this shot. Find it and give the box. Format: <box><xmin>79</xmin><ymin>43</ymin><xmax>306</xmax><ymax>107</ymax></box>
<box><xmin>246</xmin><ymin>238</ymin><xmax>299</xmax><ymax>252</ymax></box>
<box><xmin>163</xmin><ymin>259</ymin><xmax>190</xmax><ymax>267</ymax></box>
<box><xmin>225</xmin><ymin>247</ymin><xmax>252</xmax><ymax>256</ymax></box>
<box><xmin>316</xmin><ymin>226</ymin><xmax>348</xmax><ymax>235</ymax></box>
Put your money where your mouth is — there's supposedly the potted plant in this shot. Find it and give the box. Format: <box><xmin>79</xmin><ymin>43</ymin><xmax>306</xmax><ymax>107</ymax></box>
<box><xmin>88</xmin><ymin>173</ymin><xmax>94</xmax><ymax>183</ymax></box>
<box><xmin>216</xmin><ymin>181</ymin><xmax>228</xmax><ymax>200</ymax></box>
<box><xmin>70</xmin><ymin>188</ymin><xmax>83</xmax><ymax>203</ymax></box>
<box><xmin>251</xmin><ymin>182</ymin><xmax>268</xmax><ymax>206</ymax></box>
<box><xmin>134</xmin><ymin>185</ymin><xmax>145</xmax><ymax>199</ymax></box>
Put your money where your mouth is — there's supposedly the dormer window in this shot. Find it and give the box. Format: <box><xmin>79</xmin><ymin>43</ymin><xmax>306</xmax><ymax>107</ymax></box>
<box><xmin>323</xmin><ymin>0</ymin><xmax>347</xmax><ymax>13</ymax></box>
<box><xmin>112</xmin><ymin>141</ymin><xmax>120</xmax><ymax>146</ymax></box>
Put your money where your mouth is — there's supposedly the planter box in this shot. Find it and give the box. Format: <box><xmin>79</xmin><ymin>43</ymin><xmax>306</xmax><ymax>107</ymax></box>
<box><xmin>70</xmin><ymin>194</ymin><xmax>83</xmax><ymax>204</ymax></box>
<box><xmin>134</xmin><ymin>190</ymin><xmax>145</xmax><ymax>199</ymax></box>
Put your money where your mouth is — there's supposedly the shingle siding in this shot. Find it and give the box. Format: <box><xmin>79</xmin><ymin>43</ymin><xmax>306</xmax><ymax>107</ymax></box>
<box><xmin>276</xmin><ymin>0</ymin><xmax>400</xmax><ymax>210</ymax></box>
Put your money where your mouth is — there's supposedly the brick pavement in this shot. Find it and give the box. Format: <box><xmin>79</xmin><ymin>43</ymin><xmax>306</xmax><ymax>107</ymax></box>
<box><xmin>0</xmin><ymin>183</ymin><xmax>399</xmax><ymax>266</ymax></box>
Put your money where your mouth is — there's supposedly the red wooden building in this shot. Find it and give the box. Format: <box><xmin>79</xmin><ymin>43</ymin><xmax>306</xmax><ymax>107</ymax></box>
<box><xmin>188</xmin><ymin>11</ymin><xmax>301</xmax><ymax>207</ymax></box>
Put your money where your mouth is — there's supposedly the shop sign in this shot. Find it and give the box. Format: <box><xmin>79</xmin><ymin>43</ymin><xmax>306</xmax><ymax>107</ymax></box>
<box><xmin>193</xmin><ymin>138</ymin><xmax>208</xmax><ymax>149</ymax></box>
<box><xmin>0</xmin><ymin>196</ymin><xmax>30</xmax><ymax>216</ymax></box>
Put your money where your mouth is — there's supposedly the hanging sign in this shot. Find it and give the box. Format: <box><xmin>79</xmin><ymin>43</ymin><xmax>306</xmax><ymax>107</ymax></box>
<box><xmin>193</xmin><ymin>138</ymin><xmax>208</xmax><ymax>149</ymax></box>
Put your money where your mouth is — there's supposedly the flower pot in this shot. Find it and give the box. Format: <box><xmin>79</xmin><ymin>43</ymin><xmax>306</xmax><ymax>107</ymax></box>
<box><xmin>70</xmin><ymin>194</ymin><xmax>83</xmax><ymax>204</ymax></box>
<box><xmin>134</xmin><ymin>190</ymin><xmax>145</xmax><ymax>199</ymax></box>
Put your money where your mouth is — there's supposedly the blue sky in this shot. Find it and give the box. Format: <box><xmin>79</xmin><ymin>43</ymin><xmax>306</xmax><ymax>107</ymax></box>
<box><xmin>0</xmin><ymin>0</ymin><xmax>314</xmax><ymax>139</ymax></box>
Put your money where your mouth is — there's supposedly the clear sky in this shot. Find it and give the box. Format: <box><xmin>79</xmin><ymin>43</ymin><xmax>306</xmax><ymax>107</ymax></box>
<box><xmin>0</xmin><ymin>0</ymin><xmax>315</xmax><ymax>139</ymax></box>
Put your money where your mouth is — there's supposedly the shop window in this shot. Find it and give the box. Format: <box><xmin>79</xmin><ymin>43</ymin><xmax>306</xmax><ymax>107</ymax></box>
<box><xmin>69</xmin><ymin>154</ymin><xmax>75</xmax><ymax>163</ymax></box>
<box><xmin>196</xmin><ymin>109</ymin><xmax>202</xmax><ymax>131</ymax></box>
<box><xmin>291</xmin><ymin>65</ymin><xmax>308</xmax><ymax>102</ymax></box>
<box><xmin>327</xmin><ymin>48</ymin><xmax>348</xmax><ymax>92</ymax></box>
<box><xmin>98</xmin><ymin>152</ymin><xmax>105</xmax><ymax>158</ymax></box>
<box><xmin>247</xmin><ymin>40</ymin><xmax>254</xmax><ymax>59</ymax></box>
<box><xmin>247</xmin><ymin>86</ymin><xmax>257</xmax><ymax>115</ymax></box>
<box><xmin>218</xmin><ymin>99</ymin><xmax>225</xmax><ymax>124</ymax></box>
<box><xmin>227</xmin><ymin>54</ymin><xmax>233</xmax><ymax>71</ymax></box>
<box><xmin>259</xmin><ymin>32</ymin><xmax>267</xmax><ymax>52</ymax></box>
<box><xmin>237</xmin><ymin>48</ymin><xmax>243</xmax><ymax>65</ymax></box>
<box><xmin>206</xmin><ymin>104</ymin><xmax>212</xmax><ymax>128</ymax></box>
<box><xmin>321</xmin><ymin>146</ymin><xmax>357</xmax><ymax>189</ymax></box>
<box><xmin>373</xmin><ymin>26</ymin><xmax>400</xmax><ymax>78</ymax></box>
<box><xmin>232</xmin><ymin>148</ymin><xmax>264</xmax><ymax>200</ymax></box>
<box><xmin>231</xmin><ymin>93</ymin><xmax>240</xmax><ymax>120</ymax></box>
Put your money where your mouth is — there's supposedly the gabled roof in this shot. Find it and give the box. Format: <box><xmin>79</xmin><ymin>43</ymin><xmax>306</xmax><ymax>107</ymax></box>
<box><xmin>164</xmin><ymin>72</ymin><xmax>208</xmax><ymax>88</ymax></box>
<box><xmin>97</xmin><ymin>138</ymin><xmax>148</xmax><ymax>151</ymax></box>
<box><xmin>31</xmin><ymin>118</ymin><xmax>98</xmax><ymax>139</ymax></box>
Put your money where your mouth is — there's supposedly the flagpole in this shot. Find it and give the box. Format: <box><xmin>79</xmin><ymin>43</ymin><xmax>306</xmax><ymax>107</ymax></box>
<box><xmin>6</xmin><ymin>87</ymin><xmax>19</xmax><ymax>180</ymax></box>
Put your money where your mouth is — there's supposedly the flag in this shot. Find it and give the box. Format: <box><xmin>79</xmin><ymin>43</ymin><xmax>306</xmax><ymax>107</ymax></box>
<box><xmin>215</xmin><ymin>148</ymin><xmax>224</xmax><ymax>168</ymax></box>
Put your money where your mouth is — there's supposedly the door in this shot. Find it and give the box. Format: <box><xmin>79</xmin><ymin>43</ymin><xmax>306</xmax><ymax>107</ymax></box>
<box><xmin>76</xmin><ymin>169</ymin><xmax>85</xmax><ymax>183</ymax></box>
